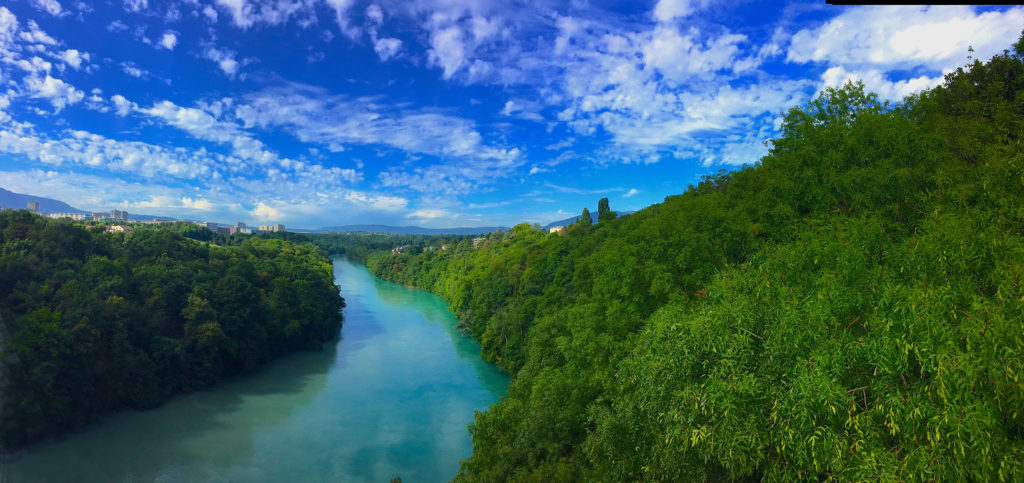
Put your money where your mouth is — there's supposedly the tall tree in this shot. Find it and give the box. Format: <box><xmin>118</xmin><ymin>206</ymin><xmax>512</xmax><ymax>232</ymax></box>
<box><xmin>580</xmin><ymin>207</ymin><xmax>592</xmax><ymax>226</ymax></box>
<box><xmin>597</xmin><ymin>197</ymin><xmax>615</xmax><ymax>223</ymax></box>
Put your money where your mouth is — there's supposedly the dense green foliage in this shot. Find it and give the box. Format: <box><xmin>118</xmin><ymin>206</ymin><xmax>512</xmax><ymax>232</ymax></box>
<box><xmin>366</xmin><ymin>45</ymin><xmax>1024</xmax><ymax>480</ymax></box>
<box><xmin>580</xmin><ymin>208</ymin><xmax>592</xmax><ymax>227</ymax></box>
<box><xmin>0</xmin><ymin>213</ymin><xmax>344</xmax><ymax>450</ymax></box>
<box><xmin>299</xmin><ymin>232</ymin><xmax>457</xmax><ymax>262</ymax></box>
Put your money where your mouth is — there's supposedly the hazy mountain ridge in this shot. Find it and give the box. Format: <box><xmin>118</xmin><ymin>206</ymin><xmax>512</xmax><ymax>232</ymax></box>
<box><xmin>0</xmin><ymin>187</ymin><xmax>85</xmax><ymax>213</ymax></box>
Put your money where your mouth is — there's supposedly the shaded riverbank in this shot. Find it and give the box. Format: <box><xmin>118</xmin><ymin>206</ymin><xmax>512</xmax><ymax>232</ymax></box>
<box><xmin>1</xmin><ymin>258</ymin><xmax>507</xmax><ymax>482</ymax></box>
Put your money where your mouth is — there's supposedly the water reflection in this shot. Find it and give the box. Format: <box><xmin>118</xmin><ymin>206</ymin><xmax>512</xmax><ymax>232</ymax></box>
<box><xmin>368</xmin><ymin>268</ymin><xmax>508</xmax><ymax>395</ymax></box>
<box><xmin>2</xmin><ymin>257</ymin><xmax>507</xmax><ymax>483</ymax></box>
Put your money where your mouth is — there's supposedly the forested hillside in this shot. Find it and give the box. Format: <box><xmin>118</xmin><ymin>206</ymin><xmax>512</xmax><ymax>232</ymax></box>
<box><xmin>0</xmin><ymin>212</ymin><xmax>344</xmax><ymax>450</ymax></box>
<box><xmin>366</xmin><ymin>42</ymin><xmax>1024</xmax><ymax>480</ymax></box>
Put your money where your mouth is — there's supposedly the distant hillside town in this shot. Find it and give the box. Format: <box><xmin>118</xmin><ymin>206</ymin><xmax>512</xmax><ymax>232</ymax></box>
<box><xmin>3</xmin><ymin>201</ymin><xmax>286</xmax><ymax>234</ymax></box>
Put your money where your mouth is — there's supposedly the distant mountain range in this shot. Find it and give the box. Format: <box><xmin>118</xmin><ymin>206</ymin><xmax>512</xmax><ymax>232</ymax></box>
<box><xmin>0</xmin><ymin>187</ymin><xmax>176</xmax><ymax>222</ymax></box>
<box><xmin>314</xmin><ymin>225</ymin><xmax>509</xmax><ymax>235</ymax></box>
<box><xmin>543</xmin><ymin>210</ymin><xmax>635</xmax><ymax>230</ymax></box>
<box><xmin>0</xmin><ymin>187</ymin><xmax>86</xmax><ymax>214</ymax></box>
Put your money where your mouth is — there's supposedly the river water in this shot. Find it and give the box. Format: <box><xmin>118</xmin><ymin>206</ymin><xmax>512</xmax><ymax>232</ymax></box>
<box><xmin>1</xmin><ymin>258</ymin><xmax>508</xmax><ymax>482</ymax></box>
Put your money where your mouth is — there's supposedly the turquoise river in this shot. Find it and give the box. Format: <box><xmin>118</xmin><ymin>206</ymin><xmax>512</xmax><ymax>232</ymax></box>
<box><xmin>1</xmin><ymin>258</ymin><xmax>509</xmax><ymax>482</ymax></box>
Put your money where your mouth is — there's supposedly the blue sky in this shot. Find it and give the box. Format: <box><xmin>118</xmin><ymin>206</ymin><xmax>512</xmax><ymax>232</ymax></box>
<box><xmin>0</xmin><ymin>1</ymin><xmax>1020</xmax><ymax>228</ymax></box>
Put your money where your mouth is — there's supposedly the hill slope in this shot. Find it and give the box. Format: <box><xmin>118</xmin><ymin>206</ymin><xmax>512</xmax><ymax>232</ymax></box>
<box><xmin>0</xmin><ymin>187</ymin><xmax>85</xmax><ymax>213</ymax></box>
<box><xmin>365</xmin><ymin>43</ymin><xmax>1024</xmax><ymax>480</ymax></box>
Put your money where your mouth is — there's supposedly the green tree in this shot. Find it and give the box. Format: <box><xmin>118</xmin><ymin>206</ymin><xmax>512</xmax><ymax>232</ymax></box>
<box><xmin>367</xmin><ymin>42</ymin><xmax>1024</xmax><ymax>481</ymax></box>
<box><xmin>596</xmin><ymin>197</ymin><xmax>615</xmax><ymax>223</ymax></box>
<box><xmin>580</xmin><ymin>208</ymin><xmax>592</xmax><ymax>226</ymax></box>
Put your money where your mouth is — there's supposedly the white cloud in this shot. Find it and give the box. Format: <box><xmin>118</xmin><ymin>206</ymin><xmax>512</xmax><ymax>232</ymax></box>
<box><xmin>787</xmin><ymin>6</ymin><xmax>1024</xmax><ymax>72</ymax></box>
<box><xmin>374</xmin><ymin>37</ymin><xmax>402</xmax><ymax>61</ymax></box>
<box><xmin>342</xmin><ymin>190</ymin><xmax>407</xmax><ymax>212</ymax></box>
<box><xmin>643</xmin><ymin>27</ymin><xmax>747</xmax><ymax>84</ymax></box>
<box><xmin>428</xmin><ymin>26</ymin><xmax>465</xmax><ymax>79</ymax></box>
<box><xmin>233</xmin><ymin>84</ymin><xmax>519</xmax><ymax>163</ymax></box>
<box><xmin>0</xmin><ymin>122</ymin><xmax>215</xmax><ymax>178</ymax></box>
<box><xmin>139</xmin><ymin>99</ymin><xmax>297</xmax><ymax>171</ymax></box>
<box><xmin>60</xmin><ymin>49</ymin><xmax>85</xmax><ymax>69</ymax></box>
<box><xmin>110</xmin><ymin>94</ymin><xmax>136</xmax><ymax>116</ymax></box>
<box><xmin>202</xmin><ymin>5</ymin><xmax>218</xmax><ymax>22</ymax></box>
<box><xmin>30</xmin><ymin>0</ymin><xmax>65</xmax><ymax>17</ymax></box>
<box><xmin>0</xmin><ymin>94</ymin><xmax>10</xmax><ymax>123</ymax></box>
<box><xmin>229</xmin><ymin>83</ymin><xmax>523</xmax><ymax>195</ymax></box>
<box><xmin>325</xmin><ymin>0</ymin><xmax>359</xmax><ymax>38</ymax></box>
<box><xmin>19</xmin><ymin>20</ymin><xmax>57</xmax><ymax>45</ymax></box>
<box><xmin>623</xmin><ymin>188</ymin><xmax>640</xmax><ymax>197</ymax></box>
<box><xmin>501</xmin><ymin>99</ymin><xmax>544</xmax><ymax>122</ymax></box>
<box><xmin>214</xmin><ymin>0</ymin><xmax>322</xmax><ymax>31</ymax></box>
<box><xmin>365</xmin><ymin>4</ymin><xmax>384</xmax><ymax>25</ymax></box>
<box><xmin>121</xmin><ymin>62</ymin><xmax>146</xmax><ymax>78</ymax></box>
<box><xmin>408</xmin><ymin>208</ymin><xmax>451</xmax><ymax>220</ymax></box>
<box><xmin>652</xmin><ymin>0</ymin><xmax>694</xmax><ymax>22</ymax></box>
<box><xmin>123</xmin><ymin>0</ymin><xmax>147</xmax><ymax>13</ymax></box>
<box><xmin>24</xmin><ymin>75</ymin><xmax>84</xmax><ymax>112</ymax></box>
<box><xmin>215</xmin><ymin>0</ymin><xmax>248</xmax><ymax>27</ymax></box>
<box><xmin>820</xmin><ymin>66</ymin><xmax>942</xmax><ymax>102</ymax></box>
<box><xmin>16</xmin><ymin>56</ymin><xmax>53</xmax><ymax>76</ymax></box>
<box><xmin>159</xmin><ymin>31</ymin><xmax>177</xmax><ymax>50</ymax></box>
<box><xmin>106</xmin><ymin>20</ymin><xmax>128</xmax><ymax>32</ymax></box>
<box><xmin>203</xmin><ymin>46</ymin><xmax>240</xmax><ymax>77</ymax></box>
<box><xmin>252</xmin><ymin>201</ymin><xmax>279</xmax><ymax>218</ymax></box>
<box><xmin>0</xmin><ymin>8</ymin><xmax>17</xmax><ymax>46</ymax></box>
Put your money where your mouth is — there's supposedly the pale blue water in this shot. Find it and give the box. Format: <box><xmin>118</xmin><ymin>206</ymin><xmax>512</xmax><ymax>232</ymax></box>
<box><xmin>1</xmin><ymin>258</ymin><xmax>508</xmax><ymax>482</ymax></box>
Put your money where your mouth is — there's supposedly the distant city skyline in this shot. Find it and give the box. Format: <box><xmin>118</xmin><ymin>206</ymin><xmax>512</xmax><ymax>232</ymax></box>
<box><xmin>0</xmin><ymin>2</ymin><xmax>1020</xmax><ymax>227</ymax></box>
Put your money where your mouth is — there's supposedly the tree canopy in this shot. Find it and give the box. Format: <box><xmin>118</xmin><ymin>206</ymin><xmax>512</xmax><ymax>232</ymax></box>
<box><xmin>0</xmin><ymin>214</ymin><xmax>344</xmax><ymax>450</ymax></box>
<box><xmin>364</xmin><ymin>41</ymin><xmax>1024</xmax><ymax>481</ymax></box>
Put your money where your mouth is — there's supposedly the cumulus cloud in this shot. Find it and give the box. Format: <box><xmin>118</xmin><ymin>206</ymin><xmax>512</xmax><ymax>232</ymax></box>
<box><xmin>787</xmin><ymin>6</ymin><xmax>1024</xmax><ymax>71</ymax></box>
<box><xmin>820</xmin><ymin>66</ymin><xmax>942</xmax><ymax>102</ymax></box>
<box><xmin>159</xmin><ymin>31</ymin><xmax>177</xmax><ymax>50</ymax></box>
<box><xmin>643</xmin><ymin>27</ymin><xmax>747</xmax><ymax>84</ymax></box>
<box><xmin>202</xmin><ymin>5</ymin><xmax>218</xmax><ymax>22</ymax></box>
<box><xmin>374</xmin><ymin>37</ymin><xmax>402</xmax><ymax>61</ymax></box>
<box><xmin>325</xmin><ymin>0</ymin><xmax>359</xmax><ymax>38</ymax></box>
<box><xmin>121</xmin><ymin>62</ymin><xmax>147</xmax><ymax>78</ymax></box>
<box><xmin>19</xmin><ymin>20</ymin><xmax>57</xmax><ymax>45</ymax></box>
<box><xmin>123</xmin><ymin>0</ymin><xmax>147</xmax><ymax>13</ymax></box>
<box><xmin>203</xmin><ymin>46</ymin><xmax>240</xmax><ymax>77</ymax></box>
<box><xmin>30</xmin><ymin>0</ymin><xmax>65</xmax><ymax>17</ymax></box>
<box><xmin>428</xmin><ymin>26</ymin><xmax>465</xmax><ymax>79</ymax></box>
<box><xmin>110</xmin><ymin>94</ymin><xmax>136</xmax><ymax>116</ymax></box>
<box><xmin>501</xmin><ymin>99</ymin><xmax>544</xmax><ymax>122</ymax></box>
<box><xmin>624</xmin><ymin>188</ymin><xmax>640</xmax><ymax>197</ymax></box>
<box><xmin>25</xmin><ymin>75</ymin><xmax>84</xmax><ymax>112</ymax></box>
<box><xmin>652</xmin><ymin>0</ymin><xmax>695</xmax><ymax>22</ymax></box>
<box><xmin>60</xmin><ymin>49</ymin><xmax>85</xmax><ymax>69</ymax></box>
<box><xmin>252</xmin><ymin>201</ymin><xmax>279</xmax><ymax>218</ymax></box>
<box><xmin>214</xmin><ymin>0</ymin><xmax>322</xmax><ymax>31</ymax></box>
<box><xmin>0</xmin><ymin>121</ymin><xmax>215</xmax><ymax>178</ymax></box>
<box><xmin>365</xmin><ymin>4</ymin><xmax>384</xmax><ymax>24</ymax></box>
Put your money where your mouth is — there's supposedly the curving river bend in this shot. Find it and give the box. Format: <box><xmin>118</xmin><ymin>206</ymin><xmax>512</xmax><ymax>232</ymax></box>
<box><xmin>1</xmin><ymin>258</ymin><xmax>508</xmax><ymax>482</ymax></box>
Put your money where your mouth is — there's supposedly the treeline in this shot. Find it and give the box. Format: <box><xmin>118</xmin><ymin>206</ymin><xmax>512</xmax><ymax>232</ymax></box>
<box><xmin>297</xmin><ymin>232</ymin><xmax>458</xmax><ymax>262</ymax></box>
<box><xmin>162</xmin><ymin>225</ymin><xmax>457</xmax><ymax>265</ymax></box>
<box><xmin>365</xmin><ymin>41</ymin><xmax>1024</xmax><ymax>480</ymax></box>
<box><xmin>0</xmin><ymin>212</ymin><xmax>344</xmax><ymax>450</ymax></box>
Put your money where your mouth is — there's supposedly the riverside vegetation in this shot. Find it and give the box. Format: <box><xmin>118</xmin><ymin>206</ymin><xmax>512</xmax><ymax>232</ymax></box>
<box><xmin>364</xmin><ymin>40</ymin><xmax>1024</xmax><ymax>480</ymax></box>
<box><xmin>0</xmin><ymin>212</ymin><xmax>344</xmax><ymax>450</ymax></box>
